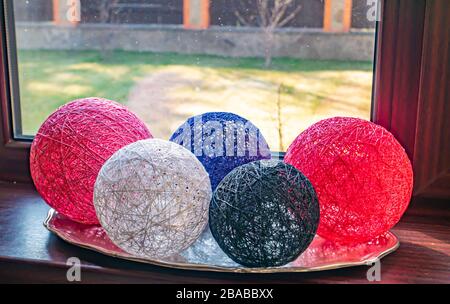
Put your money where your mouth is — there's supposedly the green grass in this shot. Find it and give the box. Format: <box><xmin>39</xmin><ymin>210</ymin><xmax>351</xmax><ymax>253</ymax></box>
<box><xmin>18</xmin><ymin>50</ymin><xmax>373</xmax><ymax>149</ymax></box>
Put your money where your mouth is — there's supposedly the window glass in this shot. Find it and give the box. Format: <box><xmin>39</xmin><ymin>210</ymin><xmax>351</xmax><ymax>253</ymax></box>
<box><xmin>10</xmin><ymin>0</ymin><xmax>377</xmax><ymax>151</ymax></box>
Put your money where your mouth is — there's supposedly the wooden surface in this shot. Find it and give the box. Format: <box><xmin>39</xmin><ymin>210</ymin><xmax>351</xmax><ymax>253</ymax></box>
<box><xmin>0</xmin><ymin>182</ymin><xmax>448</xmax><ymax>284</ymax></box>
<box><xmin>372</xmin><ymin>0</ymin><xmax>426</xmax><ymax>160</ymax></box>
<box><xmin>412</xmin><ymin>0</ymin><xmax>450</xmax><ymax>199</ymax></box>
<box><xmin>373</xmin><ymin>0</ymin><xmax>450</xmax><ymax>200</ymax></box>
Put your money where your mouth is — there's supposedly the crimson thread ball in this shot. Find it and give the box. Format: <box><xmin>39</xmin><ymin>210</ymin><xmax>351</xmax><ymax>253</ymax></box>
<box><xmin>284</xmin><ymin>117</ymin><xmax>413</xmax><ymax>243</ymax></box>
<box><xmin>30</xmin><ymin>97</ymin><xmax>152</xmax><ymax>224</ymax></box>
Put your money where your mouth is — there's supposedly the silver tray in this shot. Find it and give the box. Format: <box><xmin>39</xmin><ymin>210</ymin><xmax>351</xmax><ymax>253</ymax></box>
<box><xmin>44</xmin><ymin>209</ymin><xmax>399</xmax><ymax>273</ymax></box>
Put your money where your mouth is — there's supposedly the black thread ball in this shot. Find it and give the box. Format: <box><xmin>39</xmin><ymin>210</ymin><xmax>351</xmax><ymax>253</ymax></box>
<box><xmin>209</xmin><ymin>160</ymin><xmax>320</xmax><ymax>267</ymax></box>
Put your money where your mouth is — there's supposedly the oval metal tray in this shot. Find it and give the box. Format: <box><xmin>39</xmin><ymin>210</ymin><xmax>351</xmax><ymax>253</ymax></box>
<box><xmin>44</xmin><ymin>209</ymin><xmax>399</xmax><ymax>273</ymax></box>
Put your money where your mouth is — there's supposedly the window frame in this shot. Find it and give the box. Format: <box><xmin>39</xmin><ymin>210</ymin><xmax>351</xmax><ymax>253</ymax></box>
<box><xmin>0</xmin><ymin>0</ymin><xmax>30</xmax><ymax>183</ymax></box>
<box><xmin>0</xmin><ymin>0</ymin><xmax>448</xmax><ymax>199</ymax></box>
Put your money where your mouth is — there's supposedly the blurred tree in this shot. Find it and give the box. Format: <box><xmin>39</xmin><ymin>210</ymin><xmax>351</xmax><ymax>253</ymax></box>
<box><xmin>96</xmin><ymin>0</ymin><xmax>120</xmax><ymax>59</ymax></box>
<box><xmin>97</xmin><ymin>0</ymin><xmax>120</xmax><ymax>23</ymax></box>
<box><xmin>234</xmin><ymin>0</ymin><xmax>302</xmax><ymax>67</ymax></box>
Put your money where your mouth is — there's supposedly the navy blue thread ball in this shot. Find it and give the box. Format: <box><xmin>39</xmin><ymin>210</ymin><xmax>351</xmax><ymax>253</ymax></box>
<box><xmin>170</xmin><ymin>112</ymin><xmax>271</xmax><ymax>190</ymax></box>
<box><xmin>209</xmin><ymin>160</ymin><xmax>320</xmax><ymax>267</ymax></box>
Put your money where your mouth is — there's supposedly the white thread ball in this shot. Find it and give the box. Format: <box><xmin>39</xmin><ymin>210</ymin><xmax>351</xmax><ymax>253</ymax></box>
<box><xmin>94</xmin><ymin>138</ymin><xmax>212</xmax><ymax>259</ymax></box>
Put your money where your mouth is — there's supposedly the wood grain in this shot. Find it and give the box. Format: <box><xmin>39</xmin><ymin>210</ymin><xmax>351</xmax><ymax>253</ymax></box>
<box><xmin>412</xmin><ymin>0</ymin><xmax>450</xmax><ymax>198</ymax></box>
<box><xmin>372</xmin><ymin>0</ymin><xmax>426</xmax><ymax>159</ymax></box>
<box><xmin>372</xmin><ymin>0</ymin><xmax>449</xmax><ymax>199</ymax></box>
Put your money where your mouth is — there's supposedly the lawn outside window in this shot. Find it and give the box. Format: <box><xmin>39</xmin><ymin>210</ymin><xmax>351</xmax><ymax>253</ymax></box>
<box><xmin>9</xmin><ymin>0</ymin><xmax>375</xmax><ymax>152</ymax></box>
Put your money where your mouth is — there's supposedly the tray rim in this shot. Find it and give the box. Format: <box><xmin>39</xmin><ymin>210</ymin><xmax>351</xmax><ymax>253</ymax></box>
<box><xmin>43</xmin><ymin>209</ymin><xmax>400</xmax><ymax>274</ymax></box>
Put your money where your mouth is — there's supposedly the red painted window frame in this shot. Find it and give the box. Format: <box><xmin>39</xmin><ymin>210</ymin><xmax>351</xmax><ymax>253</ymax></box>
<box><xmin>1</xmin><ymin>0</ymin><xmax>448</xmax><ymax>198</ymax></box>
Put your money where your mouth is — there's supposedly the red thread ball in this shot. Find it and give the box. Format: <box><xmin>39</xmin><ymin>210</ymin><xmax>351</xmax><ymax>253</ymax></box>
<box><xmin>30</xmin><ymin>97</ymin><xmax>152</xmax><ymax>224</ymax></box>
<box><xmin>284</xmin><ymin>117</ymin><xmax>413</xmax><ymax>243</ymax></box>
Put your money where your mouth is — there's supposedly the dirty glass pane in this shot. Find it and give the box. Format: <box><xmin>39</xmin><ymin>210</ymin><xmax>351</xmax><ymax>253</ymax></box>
<box><xmin>11</xmin><ymin>0</ymin><xmax>377</xmax><ymax>151</ymax></box>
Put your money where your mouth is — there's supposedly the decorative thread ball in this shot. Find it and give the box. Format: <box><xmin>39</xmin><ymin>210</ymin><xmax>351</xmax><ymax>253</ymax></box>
<box><xmin>209</xmin><ymin>160</ymin><xmax>320</xmax><ymax>267</ymax></box>
<box><xmin>170</xmin><ymin>112</ymin><xmax>271</xmax><ymax>190</ymax></box>
<box><xmin>94</xmin><ymin>139</ymin><xmax>212</xmax><ymax>259</ymax></box>
<box><xmin>284</xmin><ymin>117</ymin><xmax>413</xmax><ymax>243</ymax></box>
<box><xmin>30</xmin><ymin>97</ymin><xmax>152</xmax><ymax>224</ymax></box>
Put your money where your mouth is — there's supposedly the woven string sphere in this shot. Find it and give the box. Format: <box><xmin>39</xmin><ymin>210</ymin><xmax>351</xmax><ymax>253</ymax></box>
<box><xmin>284</xmin><ymin>117</ymin><xmax>413</xmax><ymax>243</ymax></box>
<box><xmin>30</xmin><ymin>98</ymin><xmax>152</xmax><ymax>224</ymax></box>
<box><xmin>209</xmin><ymin>160</ymin><xmax>320</xmax><ymax>267</ymax></box>
<box><xmin>94</xmin><ymin>139</ymin><xmax>212</xmax><ymax>259</ymax></box>
<box><xmin>170</xmin><ymin>112</ymin><xmax>271</xmax><ymax>190</ymax></box>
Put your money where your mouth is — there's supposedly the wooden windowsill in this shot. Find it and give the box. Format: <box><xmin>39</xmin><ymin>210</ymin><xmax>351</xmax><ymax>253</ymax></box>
<box><xmin>0</xmin><ymin>181</ymin><xmax>448</xmax><ymax>284</ymax></box>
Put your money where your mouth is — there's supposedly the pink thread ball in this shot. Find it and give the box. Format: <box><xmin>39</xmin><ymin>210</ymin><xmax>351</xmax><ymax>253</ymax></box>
<box><xmin>284</xmin><ymin>117</ymin><xmax>413</xmax><ymax>243</ymax></box>
<box><xmin>30</xmin><ymin>97</ymin><xmax>152</xmax><ymax>224</ymax></box>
